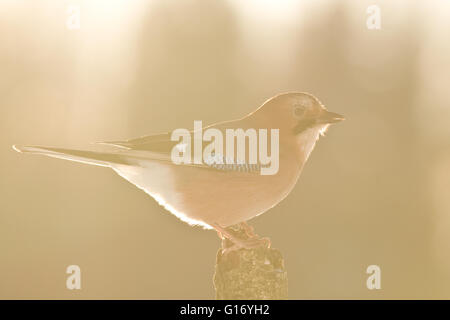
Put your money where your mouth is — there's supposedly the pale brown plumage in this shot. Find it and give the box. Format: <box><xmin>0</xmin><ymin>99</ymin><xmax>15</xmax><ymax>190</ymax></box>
<box><xmin>13</xmin><ymin>92</ymin><xmax>344</xmax><ymax>249</ymax></box>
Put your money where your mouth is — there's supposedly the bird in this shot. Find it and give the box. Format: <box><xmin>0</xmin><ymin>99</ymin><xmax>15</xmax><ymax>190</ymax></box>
<box><xmin>13</xmin><ymin>92</ymin><xmax>344</xmax><ymax>251</ymax></box>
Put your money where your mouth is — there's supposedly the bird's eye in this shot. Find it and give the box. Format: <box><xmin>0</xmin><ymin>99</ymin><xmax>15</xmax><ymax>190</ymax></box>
<box><xmin>293</xmin><ymin>105</ymin><xmax>306</xmax><ymax>118</ymax></box>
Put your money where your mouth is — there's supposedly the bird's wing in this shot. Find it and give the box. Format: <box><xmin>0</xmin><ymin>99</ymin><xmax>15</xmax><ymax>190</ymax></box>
<box><xmin>98</xmin><ymin>131</ymin><xmax>179</xmax><ymax>152</ymax></box>
<box><xmin>97</xmin><ymin>121</ymin><xmax>262</xmax><ymax>174</ymax></box>
<box><xmin>13</xmin><ymin>119</ymin><xmax>261</xmax><ymax>173</ymax></box>
<box><xmin>98</xmin><ymin>120</ymin><xmax>235</xmax><ymax>151</ymax></box>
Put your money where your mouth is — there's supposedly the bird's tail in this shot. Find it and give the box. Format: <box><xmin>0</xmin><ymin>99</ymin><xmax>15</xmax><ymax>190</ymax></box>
<box><xmin>12</xmin><ymin>145</ymin><xmax>133</xmax><ymax>167</ymax></box>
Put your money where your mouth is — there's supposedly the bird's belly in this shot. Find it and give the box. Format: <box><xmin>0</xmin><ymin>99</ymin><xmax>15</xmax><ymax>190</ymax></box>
<box><xmin>177</xmin><ymin>171</ymin><xmax>295</xmax><ymax>227</ymax></box>
<box><xmin>113</xmin><ymin>162</ymin><xmax>299</xmax><ymax>229</ymax></box>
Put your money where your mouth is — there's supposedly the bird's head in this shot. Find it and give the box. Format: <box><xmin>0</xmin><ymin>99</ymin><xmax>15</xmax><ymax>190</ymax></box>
<box><xmin>252</xmin><ymin>92</ymin><xmax>345</xmax><ymax>137</ymax></box>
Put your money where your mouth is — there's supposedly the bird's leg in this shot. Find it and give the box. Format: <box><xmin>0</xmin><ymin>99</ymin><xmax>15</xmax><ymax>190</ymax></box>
<box><xmin>212</xmin><ymin>223</ymin><xmax>271</xmax><ymax>254</ymax></box>
<box><xmin>214</xmin><ymin>229</ymin><xmax>229</xmax><ymax>249</ymax></box>
<box><xmin>215</xmin><ymin>229</ymin><xmax>224</xmax><ymax>239</ymax></box>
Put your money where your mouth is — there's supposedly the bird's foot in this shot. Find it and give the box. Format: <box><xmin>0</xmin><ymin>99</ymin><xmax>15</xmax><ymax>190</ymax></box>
<box><xmin>221</xmin><ymin>237</ymin><xmax>271</xmax><ymax>255</ymax></box>
<box><xmin>239</xmin><ymin>221</ymin><xmax>256</xmax><ymax>238</ymax></box>
<box><xmin>212</xmin><ymin>223</ymin><xmax>271</xmax><ymax>255</ymax></box>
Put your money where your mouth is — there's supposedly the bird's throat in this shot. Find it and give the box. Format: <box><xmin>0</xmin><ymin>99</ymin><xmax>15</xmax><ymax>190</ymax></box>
<box><xmin>295</xmin><ymin>126</ymin><xmax>323</xmax><ymax>163</ymax></box>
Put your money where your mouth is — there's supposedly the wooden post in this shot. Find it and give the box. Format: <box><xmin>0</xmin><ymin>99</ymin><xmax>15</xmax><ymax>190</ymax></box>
<box><xmin>213</xmin><ymin>225</ymin><xmax>288</xmax><ymax>299</ymax></box>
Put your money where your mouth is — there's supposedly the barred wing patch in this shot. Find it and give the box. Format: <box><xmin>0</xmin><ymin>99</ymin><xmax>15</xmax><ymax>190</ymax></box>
<box><xmin>203</xmin><ymin>153</ymin><xmax>261</xmax><ymax>173</ymax></box>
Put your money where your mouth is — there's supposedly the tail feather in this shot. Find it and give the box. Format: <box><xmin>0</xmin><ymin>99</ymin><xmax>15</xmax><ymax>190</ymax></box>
<box><xmin>12</xmin><ymin>145</ymin><xmax>132</xmax><ymax>167</ymax></box>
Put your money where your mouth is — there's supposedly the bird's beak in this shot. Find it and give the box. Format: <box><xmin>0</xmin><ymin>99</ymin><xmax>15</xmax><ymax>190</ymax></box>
<box><xmin>317</xmin><ymin>110</ymin><xmax>345</xmax><ymax>124</ymax></box>
<box><xmin>293</xmin><ymin>110</ymin><xmax>345</xmax><ymax>134</ymax></box>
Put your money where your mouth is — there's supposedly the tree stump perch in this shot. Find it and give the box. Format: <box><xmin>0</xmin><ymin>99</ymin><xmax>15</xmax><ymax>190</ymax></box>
<box><xmin>213</xmin><ymin>225</ymin><xmax>288</xmax><ymax>299</ymax></box>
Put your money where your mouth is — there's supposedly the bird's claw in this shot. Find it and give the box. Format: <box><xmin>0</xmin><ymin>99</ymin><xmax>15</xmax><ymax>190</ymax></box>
<box><xmin>213</xmin><ymin>222</ymin><xmax>271</xmax><ymax>255</ymax></box>
<box><xmin>221</xmin><ymin>235</ymin><xmax>271</xmax><ymax>255</ymax></box>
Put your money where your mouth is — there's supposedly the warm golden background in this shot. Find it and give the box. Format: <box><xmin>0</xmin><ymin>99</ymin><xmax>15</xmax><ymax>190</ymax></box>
<box><xmin>1</xmin><ymin>0</ymin><xmax>450</xmax><ymax>299</ymax></box>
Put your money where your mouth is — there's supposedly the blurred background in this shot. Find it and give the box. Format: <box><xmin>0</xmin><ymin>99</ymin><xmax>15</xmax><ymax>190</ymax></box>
<box><xmin>1</xmin><ymin>0</ymin><xmax>449</xmax><ymax>299</ymax></box>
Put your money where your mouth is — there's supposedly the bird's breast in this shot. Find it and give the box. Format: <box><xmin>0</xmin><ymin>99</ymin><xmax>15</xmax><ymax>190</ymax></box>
<box><xmin>171</xmin><ymin>152</ymin><xmax>303</xmax><ymax>227</ymax></box>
